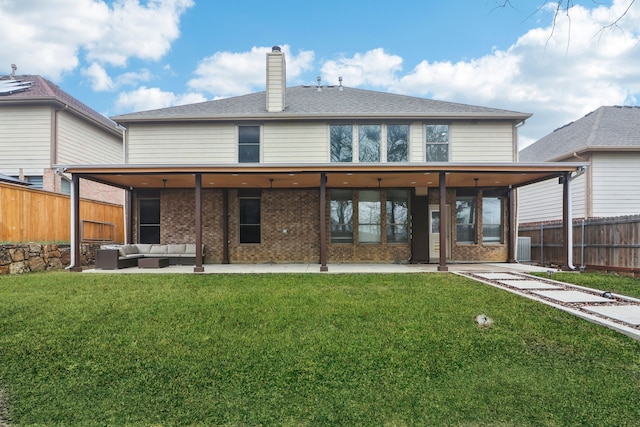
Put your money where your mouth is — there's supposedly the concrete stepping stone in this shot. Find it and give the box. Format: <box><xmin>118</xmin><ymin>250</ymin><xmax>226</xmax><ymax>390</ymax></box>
<box><xmin>497</xmin><ymin>280</ymin><xmax>563</xmax><ymax>290</ymax></box>
<box><xmin>582</xmin><ymin>305</ymin><xmax>640</xmax><ymax>326</ymax></box>
<box><xmin>474</xmin><ymin>273</ymin><xmax>521</xmax><ymax>280</ymax></box>
<box><xmin>530</xmin><ymin>290</ymin><xmax>613</xmax><ymax>303</ymax></box>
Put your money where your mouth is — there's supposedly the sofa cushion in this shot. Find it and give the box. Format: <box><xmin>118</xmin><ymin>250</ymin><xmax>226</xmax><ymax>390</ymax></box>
<box><xmin>149</xmin><ymin>244</ymin><xmax>168</xmax><ymax>254</ymax></box>
<box><xmin>184</xmin><ymin>244</ymin><xmax>196</xmax><ymax>254</ymax></box>
<box><xmin>118</xmin><ymin>244</ymin><xmax>138</xmax><ymax>256</ymax></box>
<box><xmin>135</xmin><ymin>244</ymin><xmax>153</xmax><ymax>254</ymax></box>
<box><xmin>168</xmin><ymin>244</ymin><xmax>186</xmax><ymax>254</ymax></box>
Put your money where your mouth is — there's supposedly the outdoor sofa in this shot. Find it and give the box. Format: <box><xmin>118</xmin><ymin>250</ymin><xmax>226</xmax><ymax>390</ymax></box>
<box><xmin>95</xmin><ymin>243</ymin><xmax>205</xmax><ymax>269</ymax></box>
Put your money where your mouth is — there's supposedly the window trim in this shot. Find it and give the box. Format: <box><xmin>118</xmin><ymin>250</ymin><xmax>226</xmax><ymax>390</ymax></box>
<box><xmin>482</xmin><ymin>196</ymin><xmax>504</xmax><ymax>244</ymax></box>
<box><xmin>238</xmin><ymin>189</ymin><xmax>262</xmax><ymax>244</ymax></box>
<box><xmin>425</xmin><ymin>123</ymin><xmax>450</xmax><ymax>162</ymax></box>
<box><xmin>238</xmin><ymin>125</ymin><xmax>261</xmax><ymax>163</ymax></box>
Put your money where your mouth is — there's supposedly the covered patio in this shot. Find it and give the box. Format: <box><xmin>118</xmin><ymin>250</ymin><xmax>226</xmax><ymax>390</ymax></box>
<box><xmin>62</xmin><ymin>162</ymin><xmax>587</xmax><ymax>273</ymax></box>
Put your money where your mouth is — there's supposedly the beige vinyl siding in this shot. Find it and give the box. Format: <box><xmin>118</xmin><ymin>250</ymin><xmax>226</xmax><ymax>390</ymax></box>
<box><xmin>517</xmin><ymin>174</ymin><xmax>586</xmax><ymax>224</ymax></box>
<box><xmin>450</xmin><ymin>121</ymin><xmax>514</xmax><ymax>162</ymax></box>
<box><xmin>0</xmin><ymin>106</ymin><xmax>51</xmax><ymax>174</ymax></box>
<box><xmin>57</xmin><ymin>111</ymin><xmax>122</xmax><ymax>164</ymax></box>
<box><xmin>127</xmin><ymin>123</ymin><xmax>236</xmax><ymax>164</ymax></box>
<box><xmin>409</xmin><ymin>121</ymin><xmax>424</xmax><ymax>162</ymax></box>
<box><xmin>591</xmin><ymin>152</ymin><xmax>640</xmax><ymax>217</ymax></box>
<box><xmin>263</xmin><ymin>123</ymin><xmax>327</xmax><ymax>163</ymax></box>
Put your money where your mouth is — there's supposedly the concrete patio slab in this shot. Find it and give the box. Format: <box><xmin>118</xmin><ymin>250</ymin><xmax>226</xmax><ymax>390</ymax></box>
<box><xmin>497</xmin><ymin>280</ymin><xmax>563</xmax><ymax>290</ymax></box>
<box><xmin>530</xmin><ymin>290</ymin><xmax>613</xmax><ymax>303</ymax></box>
<box><xmin>582</xmin><ymin>305</ymin><xmax>640</xmax><ymax>326</ymax></box>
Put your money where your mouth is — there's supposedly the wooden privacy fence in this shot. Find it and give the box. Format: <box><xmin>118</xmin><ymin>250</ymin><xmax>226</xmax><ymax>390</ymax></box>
<box><xmin>519</xmin><ymin>215</ymin><xmax>640</xmax><ymax>274</ymax></box>
<box><xmin>0</xmin><ymin>182</ymin><xmax>124</xmax><ymax>243</ymax></box>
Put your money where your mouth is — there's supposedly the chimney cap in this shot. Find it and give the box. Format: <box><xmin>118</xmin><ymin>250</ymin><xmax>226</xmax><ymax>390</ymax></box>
<box><xmin>271</xmin><ymin>46</ymin><xmax>281</xmax><ymax>52</ymax></box>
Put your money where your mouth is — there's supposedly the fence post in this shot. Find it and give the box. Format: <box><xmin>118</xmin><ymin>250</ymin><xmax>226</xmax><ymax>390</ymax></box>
<box><xmin>540</xmin><ymin>223</ymin><xmax>544</xmax><ymax>265</ymax></box>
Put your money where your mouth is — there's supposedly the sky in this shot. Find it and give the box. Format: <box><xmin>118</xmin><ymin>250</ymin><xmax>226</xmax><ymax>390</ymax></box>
<box><xmin>1</xmin><ymin>0</ymin><xmax>639</xmax><ymax>148</ymax></box>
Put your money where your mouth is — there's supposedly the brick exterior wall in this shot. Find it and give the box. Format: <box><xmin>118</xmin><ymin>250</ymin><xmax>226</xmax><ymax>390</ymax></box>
<box><xmin>428</xmin><ymin>188</ymin><xmax>509</xmax><ymax>263</ymax></box>
<box><xmin>130</xmin><ymin>187</ymin><xmax>510</xmax><ymax>264</ymax></box>
<box><xmin>133</xmin><ymin>188</ymin><xmax>413</xmax><ymax>264</ymax></box>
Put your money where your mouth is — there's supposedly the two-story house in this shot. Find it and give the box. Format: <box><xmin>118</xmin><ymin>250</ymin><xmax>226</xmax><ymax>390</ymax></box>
<box><xmin>62</xmin><ymin>47</ymin><xmax>584</xmax><ymax>272</ymax></box>
<box><xmin>0</xmin><ymin>72</ymin><xmax>124</xmax><ymax>204</ymax></box>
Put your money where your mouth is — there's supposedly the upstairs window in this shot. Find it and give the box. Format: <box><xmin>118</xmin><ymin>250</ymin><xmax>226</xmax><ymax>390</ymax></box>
<box><xmin>387</xmin><ymin>124</ymin><xmax>409</xmax><ymax>162</ymax></box>
<box><xmin>239</xmin><ymin>126</ymin><xmax>260</xmax><ymax>163</ymax></box>
<box><xmin>331</xmin><ymin>125</ymin><xmax>353</xmax><ymax>162</ymax></box>
<box><xmin>426</xmin><ymin>124</ymin><xmax>449</xmax><ymax>162</ymax></box>
<box><xmin>358</xmin><ymin>125</ymin><xmax>381</xmax><ymax>162</ymax></box>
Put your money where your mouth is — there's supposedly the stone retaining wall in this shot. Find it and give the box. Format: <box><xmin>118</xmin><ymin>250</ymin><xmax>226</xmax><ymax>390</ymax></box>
<box><xmin>0</xmin><ymin>243</ymin><xmax>99</xmax><ymax>275</ymax></box>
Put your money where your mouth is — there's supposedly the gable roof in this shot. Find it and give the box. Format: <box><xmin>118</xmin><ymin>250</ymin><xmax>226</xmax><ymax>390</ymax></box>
<box><xmin>0</xmin><ymin>75</ymin><xmax>122</xmax><ymax>137</ymax></box>
<box><xmin>519</xmin><ymin>106</ymin><xmax>640</xmax><ymax>162</ymax></box>
<box><xmin>111</xmin><ymin>85</ymin><xmax>531</xmax><ymax>123</ymax></box>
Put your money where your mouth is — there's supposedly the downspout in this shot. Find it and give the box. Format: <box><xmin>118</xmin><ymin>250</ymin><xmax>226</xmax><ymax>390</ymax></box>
<box><xmin>565</xmin><ymin>165</ymin><xmax>588</xmax><ymax>270</ymax></box>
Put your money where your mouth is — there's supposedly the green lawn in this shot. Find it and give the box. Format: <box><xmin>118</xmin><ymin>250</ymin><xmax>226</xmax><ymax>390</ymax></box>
<box><xmin>1</xmin><ymin>272</ymin><xmax>639</xmax><ymax>426</ymax></box>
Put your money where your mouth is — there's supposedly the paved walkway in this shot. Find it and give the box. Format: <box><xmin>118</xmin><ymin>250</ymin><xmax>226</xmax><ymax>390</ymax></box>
<box><xmin>83</xmin><ymin>262</ymin><xmax>640</xmax><ymax>341</ymax></box>
<box><xmin>459</xmin><ymin>271</ymin><xmax>640</xmax><ymax>341</ymax></box>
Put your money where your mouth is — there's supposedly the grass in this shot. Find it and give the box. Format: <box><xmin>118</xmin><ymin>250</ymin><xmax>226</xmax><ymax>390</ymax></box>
<box><xmin>533</xmin><ymin>271</ymin><xmax>640</xmax><ymax>299</ymax></box>
<box><xmin>1</xmin><ymin>272</ymin><xmax>640</xmax><ymax>426</ymax></box>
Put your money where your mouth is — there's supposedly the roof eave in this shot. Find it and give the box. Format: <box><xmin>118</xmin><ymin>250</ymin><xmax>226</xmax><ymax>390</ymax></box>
<box><xmin>112</xmin><ymin>111</ymin><xmax>532</xmax><ymax>125</ymax></box>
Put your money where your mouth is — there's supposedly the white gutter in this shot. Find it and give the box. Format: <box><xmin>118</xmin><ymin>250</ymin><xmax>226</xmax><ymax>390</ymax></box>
<box><xmin>66</xmin><ymin>174</ymin><xmax>78</xmax><ymax>270</ymax></box>
<box><xmin>566</xmin><ymin>165</ymin><xmax>588</xmax><ymax>270</ymax></box>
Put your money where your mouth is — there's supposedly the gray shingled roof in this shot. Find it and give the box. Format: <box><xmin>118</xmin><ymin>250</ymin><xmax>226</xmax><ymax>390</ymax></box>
<box><xmin>520</xmin><ymin>106</ymin><xmax>640</xmax><ymax>162</ymax></box>
<box><xmin>112</xmin><ymin>85</ymin><xmax>531</xmax><ymax>122</ymax></box>
<box><xmin>0</xmin><ymin>75</ymin><xmax>121</xmax><ymax>134</ymax></box>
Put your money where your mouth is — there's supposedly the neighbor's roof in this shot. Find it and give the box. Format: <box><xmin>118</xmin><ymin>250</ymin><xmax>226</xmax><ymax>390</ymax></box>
<box><xmin>0</xmin><ymin>75</ymin><xmax>121</xmax><ymax>136</ymax></box>
<box><xmin>0</xmin><ymin>174</ymin><xmax>30</xmax><ymax>186</ymax></box>
<box><xmin>520</xmin><ymin>106</ymin><xmax>640</xmax><ymax>162</ymax></box>
<box><xmin>112</xmin><ymin>85</ymin><xmax>531</xmax><ymax>123</ymax></box>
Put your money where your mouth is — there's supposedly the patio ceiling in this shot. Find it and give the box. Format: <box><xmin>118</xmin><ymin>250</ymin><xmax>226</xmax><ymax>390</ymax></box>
<box><xmin>62</xmin><ymin>162</ymin><xmax>588</xmax><ymax>190</ymax></box>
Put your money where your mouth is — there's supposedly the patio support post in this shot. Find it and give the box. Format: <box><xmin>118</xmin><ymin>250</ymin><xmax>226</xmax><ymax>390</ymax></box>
<box><xmin>69</xmin><ymin>174</ymin><xmax>82</xmax><ymax>272</ymax></box>
<box><xmin>319</xmin><ymin>172</ymin><xmax>328</xmax><ymax>272</ymax></box>
<box><xmin>438</xmin><ymin>171</ymin><xmax>448</xmax><ymax>272</ymax></box>
<box><xmin>562</xmin><ymin>171</ymin><xmax>571</xmax><ymax>270</ymax></box>
<box><xmin>125</xmin><ymin>189</ymin><xmax>133</xmax><ymax>244</ymax></box>
<box><xmin>222</xmin><ymin>189</ymin><xmax>229</xmax><ymax>264</ymax></box>
<box><xmin>508</xmin><ymin>187</ymin><xmax>517</xmax><ymax>263</ymax></box>
<box><xmin>194</xmin><ymin>173</ymin><xmax>204</xmax><ymax>272</ymax></box>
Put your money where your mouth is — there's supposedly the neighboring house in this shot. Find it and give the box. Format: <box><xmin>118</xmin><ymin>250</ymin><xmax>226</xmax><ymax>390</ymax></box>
<box><xmin>518</xmin><ymin>106</ymin><xmax>640</xmax><ymax>224</ymax></box>
<box><xmin>0</xmin><ymin>71</ymin><xmax>124</xmax><ymax>204</ymax></box>
<box><xmin>62</xmin><ymin>47</ymin><xmax>583</xmax><ymax>271</ymax></box>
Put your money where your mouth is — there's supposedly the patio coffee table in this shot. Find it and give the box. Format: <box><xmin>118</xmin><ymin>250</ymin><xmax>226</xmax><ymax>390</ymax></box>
<box><xmin>138</xmin><ymin>257</ymin><xmax>170</xmax><ymax>269</ymax></box>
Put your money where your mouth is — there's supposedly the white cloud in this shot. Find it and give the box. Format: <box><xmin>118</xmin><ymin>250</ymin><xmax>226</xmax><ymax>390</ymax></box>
<box><xmin>115</xmin><ymin>86</ymin><xmax>206</xmax><ymax>112</ymax></box>
<box><xmin>188</xmin><ymin>45</ymin><xmax>315</xmax><ymax>97</ymax></box>
<box><xmin>85</xmin><ymin>0</ymin><xmax>194</xmax><ymax>66</ymax></box>
<box><xmin>320</xmin><ymin>48</ymin><xmax>403</xmax><ymax>88</ymax></box>
<box><xmin>379</xmin><ymin>0</ymin><xmax>640</xmax><ymax>145</ymax></box>
<box><xmin>0</xmin><ymin>0</ymin><xmax>193</xmax><ymax>80</ymax></box>
<box><xmin>81</xmin><ymin>63</ymin><xmax>114</xmax><ymax>91</ymax></box>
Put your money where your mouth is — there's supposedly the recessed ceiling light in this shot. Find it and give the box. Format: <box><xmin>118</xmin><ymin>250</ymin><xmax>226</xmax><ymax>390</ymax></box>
<box><xmin>410</xmin><ymin>181</ymin><xmax>416</xmax><ymax>184</ymax></box>
<box><xmin>343</xmin><ymin>181</ymin><xmax>348</xmax><ymax>185</ymax></box>
<box><xmin>293</xmin><ymin>182</ymin><xmax>298</xmax><ymax>185</ymax></box>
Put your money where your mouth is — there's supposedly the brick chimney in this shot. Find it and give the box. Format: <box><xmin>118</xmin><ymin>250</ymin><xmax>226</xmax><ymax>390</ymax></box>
<box><xmin>266</xmin><ymin>46</ymin><xmax>286</xmax><ymax>112</ymax></box>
